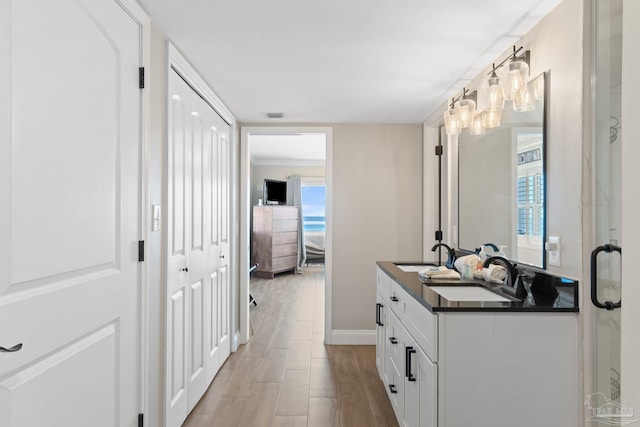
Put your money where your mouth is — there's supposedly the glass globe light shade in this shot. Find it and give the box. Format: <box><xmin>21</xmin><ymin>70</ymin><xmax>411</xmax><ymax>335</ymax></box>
<box><xmin>482</xmin><ymin>109</ymin><xmax>502</xmax><ymax>128</ymax></box>
<box><xmin>454</xmin><ymin>98</ymin><xmax>476</xmax><ymax>128</ymax></box>
<box><xmin>469</xmin><ymin>113</ymin><xmax>485</xmax><ymax>135</ymax></box>
<box><xmin>478</xmin><ymin>74</ymin><xmax>504</xmax><ymax>111</ymax></box>
<box><xmin>443</xmin><ymin>108</ymin><xmax>461</xmax><ymax>136</ymax></box>
<box><xmin>533</xmin><ymin>74</ymin><xmax>545</xmax><ymax>100</ymax></box>
<box><xmin>501</xmin><ymin>59</ymin><xmax>529</xmax><ymax>101</ymax></box>
<box><xmin>513</xmin><ymin>83</ymin><xmax>536</xmax><ymax>112</ymax></box>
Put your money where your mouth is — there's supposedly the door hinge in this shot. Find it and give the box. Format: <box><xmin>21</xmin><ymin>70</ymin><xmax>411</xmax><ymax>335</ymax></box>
<box><xmin>138</xmin><ymin>240</ymin><xmax>144</xmax><ymax>262</ymax></box>
<box><xmin>139</xmin><ymin>67</ymin><xmax>145</xmax><ymax>89</ymax></box>
<box><xmin>435</xmin><ymin>145</ymin><xmax>443</xmax><ymax>156</ymax></box>
<box><xmin>138</xmin><ymin>413</ymin><xmax>144</xmax><ymax>427</ymax></box>
<box><xmin>435</xmin><ymin>230</ymin><xmax>443</xmax><ymax>241</ymax></box>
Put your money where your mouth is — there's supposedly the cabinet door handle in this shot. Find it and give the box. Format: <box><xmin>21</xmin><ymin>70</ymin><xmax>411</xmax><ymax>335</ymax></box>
<box><xmin>390</xmin><ymin>296</ymin><xmax>399</xmax><ymax>302</ymax></box>
<box><xmin>0</xmin><ymin>343</ymin><xmax>23</xmax><ymax>353</ymax></box>
<box><xmin>389</xmin><ymin>337</ymin><xmax>397</xmax><ymax>344</ymax></box>
<box><xmin>375</xmin><ymin>303</ymin><xmax>384</xmax><ymax>327</ymax></box>
<box><xmin>406</xmin><ymin>346</ymin><xmax>416</xmax><ymax>382</ymax></box>
<box><xmin>388</xmin><ymin>384</ymin><xmax>397</xmax><ymax>394</ymax></box>
<box><xmin>181</xmin><ymin>267</ymin><xmax>189</xmax><ymax>272</ymax></box>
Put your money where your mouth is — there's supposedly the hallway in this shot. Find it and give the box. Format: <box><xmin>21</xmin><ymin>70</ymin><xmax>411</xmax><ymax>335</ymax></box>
<box><xmin>182</xmin><ymin>267</ymin><xmax>398</xmax><ymax>426</ymax></box>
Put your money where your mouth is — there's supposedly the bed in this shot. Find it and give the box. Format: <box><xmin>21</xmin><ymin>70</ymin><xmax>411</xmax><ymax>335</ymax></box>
<box><xmin>304</xmin><ymin>230</ymin><xmax>325</xmax><ymax>263</ymax></box>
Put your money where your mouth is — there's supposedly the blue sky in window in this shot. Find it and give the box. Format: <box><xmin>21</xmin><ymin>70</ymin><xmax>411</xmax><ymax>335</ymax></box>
<box><xmin>301</xmin><ymin>186</ymin><xmax>325</xmax><ymax>217</ymax></box>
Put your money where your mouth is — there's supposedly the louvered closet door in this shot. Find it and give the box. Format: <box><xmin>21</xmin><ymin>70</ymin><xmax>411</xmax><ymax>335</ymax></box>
<box><xmin>166</xmin><ymin>68</ymin><xmax>232</xmax><ymax>427</ymax></box>
<box><xmin>0</xmin><ymin>0</ymin><xmax>142</xmax><ymax>425</ymax></box>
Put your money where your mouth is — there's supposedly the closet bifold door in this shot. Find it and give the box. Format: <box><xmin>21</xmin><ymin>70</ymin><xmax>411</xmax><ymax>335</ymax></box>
<box><xmin>165</xmin><ymin>68</ymin><xmax>233</xmax><ymax>426</ymax></box>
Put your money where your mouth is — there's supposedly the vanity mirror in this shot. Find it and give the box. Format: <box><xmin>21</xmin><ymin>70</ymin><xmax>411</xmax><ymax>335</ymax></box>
<box><xmin>457</xmin><ymin>73</ymin><xmax>546</xmax><ymax>268</ymax></box>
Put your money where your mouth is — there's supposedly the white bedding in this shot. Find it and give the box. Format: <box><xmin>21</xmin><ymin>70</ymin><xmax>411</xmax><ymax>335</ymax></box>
<box><xmin>304</xmin><ymin>230</ymin><xmax>325</xmax><ymax>258</ymax></box>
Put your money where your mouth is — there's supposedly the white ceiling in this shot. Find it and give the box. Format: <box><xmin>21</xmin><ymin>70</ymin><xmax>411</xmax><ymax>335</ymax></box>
<box><xmin>249</xmin><ymin>134</ymin><xmax>326</xmax><ymax>166</ymax></box>
<box><xmin>138</xmin><ymin>0</ymin><xmax>562</xmax><ymax>123</ymax></box>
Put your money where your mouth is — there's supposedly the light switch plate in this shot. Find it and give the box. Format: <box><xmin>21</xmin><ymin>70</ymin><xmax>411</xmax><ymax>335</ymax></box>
<box><xmin>547</xmin><ymin>236</ymin><xmax>560</xmax><ymax>266</ymax></box>
<box><xmin>257</xmin><ymin>184</ymin><xmax>263</xmax><ymax>192</ymax></box>
<box><xmin>152</xmin><ymin>204</ymin><xmax>161</xmax><ymax>231</ymax></box>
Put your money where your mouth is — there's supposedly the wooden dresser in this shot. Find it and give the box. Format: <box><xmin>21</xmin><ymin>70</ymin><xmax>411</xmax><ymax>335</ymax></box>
<box><xmin>252</xmin><ymin>206</ymin><xmax>299</xmax><ymax>278</ymax></box>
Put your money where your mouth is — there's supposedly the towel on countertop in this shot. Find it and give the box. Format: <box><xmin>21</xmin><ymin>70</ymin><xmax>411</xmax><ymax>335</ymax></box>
<box><xmin>482</xmin><ymin>263</ymin><xmax>507</xmax><ymax>284</ymax></box>
<box><xmin>454</xmin><ymin>254</ymin><xmax>481</xmax><ymax>272</ymax></box>
<box><xmin>418</xmin><ymin>266</ymin><xmax>461</xmax><ymax>280</ymax></box>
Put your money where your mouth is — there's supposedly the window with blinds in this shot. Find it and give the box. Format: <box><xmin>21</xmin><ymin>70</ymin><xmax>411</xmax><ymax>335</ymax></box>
<box><xmin>517</xmin><ymin>173</ymin><xmax>544</xmax><ymax>236</ymax></box>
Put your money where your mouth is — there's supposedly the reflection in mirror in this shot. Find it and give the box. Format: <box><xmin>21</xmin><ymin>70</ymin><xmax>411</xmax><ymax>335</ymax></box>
<box><xmin>458</xmin><ymin>73</ymin><xmax>545</xmax><ymax>268</ymax></box>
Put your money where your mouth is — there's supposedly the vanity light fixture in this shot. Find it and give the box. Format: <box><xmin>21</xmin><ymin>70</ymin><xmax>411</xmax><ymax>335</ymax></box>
<box><xmin>513</xmin><ymin>82</ymin><xmax>536</xmax><ymax>112</ymax></box>
<box><xmin>500</xmin><ymin>46</ymin><xmax>530</xmax><ymax>101</ymax></box>
<box><xmin>482</xmin><ymin>109</ymin><xmax>501</xmax><ymax>128</ymax></box>
<box><xmin>469</xmin><ymin>113</ymin><xmax>485</xmax><ymax>135</ymax></box>
<box><xmin>454</xmin><ymin>88</ymin><xmax>477</xmax><ymax>128</ymax></box>
<box><xmin>478</xmin><ymin>64</ymin><xmax>505</xmax><ymax>112</ymax></box>
<box><xmin>444</xmin><ymin>98</ymin><xmax>462</xmax><ymax>136</ymax></box>
<box><xmin>443</xmin><ymin>46</ymin><xmax>532</xmax><ymax>136</ymax></box>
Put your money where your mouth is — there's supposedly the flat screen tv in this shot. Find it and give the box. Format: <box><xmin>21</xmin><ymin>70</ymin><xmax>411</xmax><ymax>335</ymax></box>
<box><xmin>264</xmin><ymin>179</ymin><xmax>287</xmax><ymax>205</ymax></box>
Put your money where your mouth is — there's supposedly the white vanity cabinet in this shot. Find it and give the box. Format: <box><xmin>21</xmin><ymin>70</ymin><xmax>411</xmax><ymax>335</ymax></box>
<box><xmin>377</xmin><ymin>267</ymin><xmax>438</xmax><ymax>427</ymax></box>
<box><xmin>375</xmin><ymin>266</ymin><xmax>579</xmax><ymax>427</ymax></box>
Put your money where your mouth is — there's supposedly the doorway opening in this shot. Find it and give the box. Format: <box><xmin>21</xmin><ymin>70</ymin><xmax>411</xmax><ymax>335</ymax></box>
<box><xmin>240</xmin><ymin>127</ymin><xmax>333</xmax><ymax>345</ymax></box>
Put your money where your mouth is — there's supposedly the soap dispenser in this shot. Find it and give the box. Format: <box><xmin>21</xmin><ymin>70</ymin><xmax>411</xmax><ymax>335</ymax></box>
<box><xmin>478</xmin><ymin>245</ymin><xmax>487</xmax><ymax>262</ymax></box>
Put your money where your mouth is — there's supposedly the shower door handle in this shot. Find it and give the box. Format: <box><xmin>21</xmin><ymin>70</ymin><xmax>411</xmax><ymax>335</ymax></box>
<box><xmin>590</xmin><ymin>244</ymin><xmax>622</xmax><ymax>310</ymax></box>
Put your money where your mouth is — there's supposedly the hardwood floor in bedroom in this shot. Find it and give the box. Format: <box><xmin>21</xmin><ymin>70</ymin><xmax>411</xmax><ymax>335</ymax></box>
<box><xmin>182</xmin><ymin>267</ymin><xmax>398</xmax><ymax>427</ymax></box>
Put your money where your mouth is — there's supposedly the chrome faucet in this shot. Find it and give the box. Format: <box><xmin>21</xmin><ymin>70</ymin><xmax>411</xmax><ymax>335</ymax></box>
<box><xmin>431</xmin><ymin>243</ymin><xmax>456</xmax><ymax>270</ymax></box>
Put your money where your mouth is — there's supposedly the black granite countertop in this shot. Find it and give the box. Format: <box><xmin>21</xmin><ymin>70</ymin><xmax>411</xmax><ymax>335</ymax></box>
<box><xmin>377</xmin><ymin>261</ymin><xmax>579</xmax><ymax>313</ymax></box>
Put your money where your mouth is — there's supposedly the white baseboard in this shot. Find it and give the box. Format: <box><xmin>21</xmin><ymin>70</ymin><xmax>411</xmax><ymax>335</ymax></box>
<box><xmin>330</xmin><ymin>329</ymin><xmax>376</xmax><ymax>345</ymax></box>
<box><xmin>232</xmin><ymin>331</ymin><xmax>240</xmax><ymax>352</ymax></box>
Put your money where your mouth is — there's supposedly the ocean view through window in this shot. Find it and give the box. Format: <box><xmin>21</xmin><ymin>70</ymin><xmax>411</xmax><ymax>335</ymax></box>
<box><xmin>301</xmin><ymin>184</ymin><xmax>326</xmax><ymax>231</ymax></box>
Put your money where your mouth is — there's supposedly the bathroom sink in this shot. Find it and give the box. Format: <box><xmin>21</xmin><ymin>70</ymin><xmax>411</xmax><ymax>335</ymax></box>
<box><xmin>395</xmin><ymin>264</ymin><xmax>437</xmax><ymax>272</ymax></box>
<box><xmin>428</xmin><ymin>286</ymin><xmax>511</xmax><ymax>302</ymax></box>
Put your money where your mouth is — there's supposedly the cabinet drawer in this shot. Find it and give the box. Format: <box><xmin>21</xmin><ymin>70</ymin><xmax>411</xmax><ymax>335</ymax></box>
<box><xmin>273</xmin><ymin>231</ymin><xmax>297</xmax><ymax>245</ymax></box>
<box><xmin>273</xmin><ymin>220</ymin><xmax>298</xmax><ymax>233</ymax></box>
<box><xmin>272</xmin><ymin>243</ymin><xmax>297</xmax><ymax>257</ymax></box>
<box><xmin>385</xmin><ymin>309</ymin><xmax>403</xmax><ymax>374</ymax></box>
<box><xmin>376</xmin><ymin>267</ymin><xmax>390</xmax><ymax>302</ymax></box>
<box><xmin>403</xmin><ymin>288</ymin><xmax>438</xmax><ymax>362</ymax></box>
<box><xmin>273</xmin><ymin>206</ymin><xmax>298</xmax><ymax>220</ymax></box>
<box><xmin>385</xmin><ymin>352</ymin><xmax>405</xmax><ymax>422</ymax></box>
<box><xmin>272</xmin><ymin>255</ymin><xmax>297</xmax><ymax>272</ymax></box>
<box><xmin>388</xmin><ymin>279</ymin><xmax>405</xmax><ymax>317</ymax></box>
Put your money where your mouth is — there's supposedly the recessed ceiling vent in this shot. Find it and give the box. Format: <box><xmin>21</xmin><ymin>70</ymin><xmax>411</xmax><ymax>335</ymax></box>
<box><xmin>266</xmin><ymin>112</ymin><xmax>284</xmax><ymax>119</ymax></box>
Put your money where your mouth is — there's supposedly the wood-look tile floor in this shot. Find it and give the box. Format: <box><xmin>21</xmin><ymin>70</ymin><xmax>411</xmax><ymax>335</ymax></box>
<box><xmin>183</xmin><ymin>267</ymin><xmax>398</xmax><ymax>427</ymax></box>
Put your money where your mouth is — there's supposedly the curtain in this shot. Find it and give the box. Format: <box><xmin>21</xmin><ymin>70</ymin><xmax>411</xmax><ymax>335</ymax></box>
<box><xmin>287</xmin><ymin>175</ymin><xmax>306</xmax><ymax>272</ymax></box>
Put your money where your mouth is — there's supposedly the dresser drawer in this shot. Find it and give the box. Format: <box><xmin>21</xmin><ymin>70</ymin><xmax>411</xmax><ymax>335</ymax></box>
<box><xmin>273</xmin><ymin>220</ymin><xmax>298</xmax><ymax>233</ymax></box>
<box><xmin>272</xmin><ymin>255</ymin><xmax>297</xmax><ymax>272</ymax></box>
<box><xmin>273</xmin><ymin>231</ymin><xmax>297</xmax><ymax>245</ymax></box>
<box><xmin>273</xmin><ymin>206</ymin><xmax>298</xmax><ymax>220</ymax></box>
<box><xmin>272</xmin><ymin>243</ymin><xmax>297</xmax><ymax>258</ymax></box>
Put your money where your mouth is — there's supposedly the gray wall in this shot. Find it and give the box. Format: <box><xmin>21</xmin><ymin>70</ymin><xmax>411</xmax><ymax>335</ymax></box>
<box><xmin>331</xmin><ymin>124</ymin><xmax>423</xmax><ymax>330</ymax></box>
<box><xmin>434</xmin><ymin>0</ymin><xmax>584</xmax><ymax>279</ymax></box>
<box><xmin>241</xmin><ymin>123</ymin><xmax>424</xmax><ymax>334</ymax></box>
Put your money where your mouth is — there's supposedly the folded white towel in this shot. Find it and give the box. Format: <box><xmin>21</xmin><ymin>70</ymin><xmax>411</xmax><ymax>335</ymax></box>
<box><xmin>482</xmin><ymin>264</ymin><xmax>507</xmax><ymax>284</ymax></box>
<box><xmin>419</xmin><ymin>266</ymin><xmax>461</xmax><ymax>280</ymax></box>
<box><xmin>454</xmin><ymin>254</ymin><xmax>481</xmax><ymax>272</ymax></box>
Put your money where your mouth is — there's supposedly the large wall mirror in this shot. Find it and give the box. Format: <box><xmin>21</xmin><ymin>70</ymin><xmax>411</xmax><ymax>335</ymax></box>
<box><xmin>458</xmin><ymin>72</ymin><xmax>546</xmax><ymax>268</ymax></box>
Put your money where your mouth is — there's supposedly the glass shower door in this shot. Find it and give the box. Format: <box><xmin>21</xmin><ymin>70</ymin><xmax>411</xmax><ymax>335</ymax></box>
<box><xmin>588</xmin><ymin>1</ymin><xmax>626</xmax><ymax>425</ymax></box>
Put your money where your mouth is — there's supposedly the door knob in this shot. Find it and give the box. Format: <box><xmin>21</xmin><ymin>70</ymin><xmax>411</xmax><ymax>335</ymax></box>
<box><xmin>181</xmin><ymin>267</ymin><xmax>189</xmax><ymax>272</ymax></box>
<box><xmin>0</xmin><ymin>343</ymin><xmax>23</xmax><ymax>353</ymax></box>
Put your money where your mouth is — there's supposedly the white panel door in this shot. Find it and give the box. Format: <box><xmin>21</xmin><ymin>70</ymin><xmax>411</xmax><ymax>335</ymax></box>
<box><xmin>166</xmin><ymin>68</ymin><xmax>231</xmax><ymax>426</ymax></box>
<box><xmin>0</xmin><ymin>0</ymin><xmax>142</xmax><ymax>425</ymax></box>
